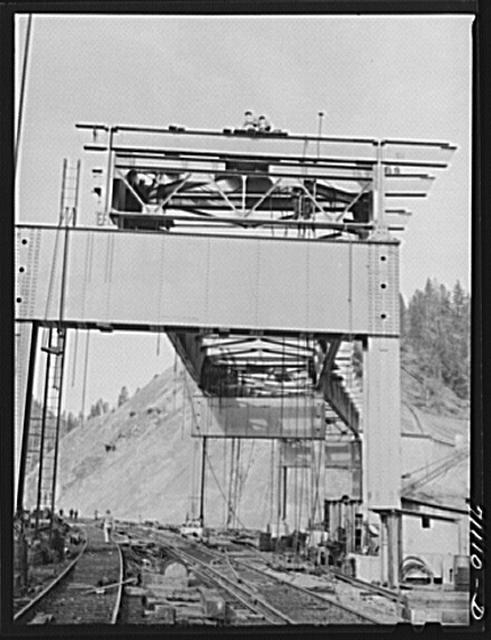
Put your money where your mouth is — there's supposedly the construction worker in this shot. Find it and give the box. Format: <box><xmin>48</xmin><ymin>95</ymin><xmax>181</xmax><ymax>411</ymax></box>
<box><xmin>257</xmin><ymin>114</ymin><xmax>272</xmax><ymax>132</ymax></box>
<box><xmin>243</xmin><ymin>110</ymin><xmax>258</xmax><ymax>131</ymax></box>
<box><xmin>103</xmin><ymin>510</ymin><xmax>114</xmax><ymax>543</ymax></box>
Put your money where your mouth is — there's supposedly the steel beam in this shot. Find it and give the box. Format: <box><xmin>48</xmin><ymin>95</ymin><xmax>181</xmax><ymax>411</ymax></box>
<box><xmin>192</xmin><ymin>396</ymin><xmax>325</xmax><ymax>439</ymax></box>
<box><xmin>167</xmin><ymin>331</ymin><xmax>207</xmax><ymax>386</ymax></box>
<box><xmin>15</xmin><ymin>226</ymin><xmax>400</xmax><ymax>337</ymax></box>
<box><xmin>317</xmin><ymin>374</ymin><xmax>360</xmax><ymax>435</ymax></box>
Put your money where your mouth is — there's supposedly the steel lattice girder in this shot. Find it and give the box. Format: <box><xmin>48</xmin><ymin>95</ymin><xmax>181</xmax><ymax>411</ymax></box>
<box><xmin>81</xmin><ymin>125</ymin><xmax>455</xmax><ymax>232</ymax></box>
<box><xmin>15</xmin><ymin>226</ymin><xmax>400</xmax><ymax>337</ymax></box>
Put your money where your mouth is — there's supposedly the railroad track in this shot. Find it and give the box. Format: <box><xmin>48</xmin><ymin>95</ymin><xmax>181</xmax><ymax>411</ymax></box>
<box><xmin>331</xmin><ymin>567</ymin><xmax>406</xmax><ymax>603</ymax></box>
<box><xmin>119</xmin><ymin>536</ymin><xmax>282</xmax><ymax>625</ymax></box>
<box><xmin>164</xmin><ymin>536</ymin><xmax>378</xmax><ymax>625</ymax></box>
<box><xmin>224</xmin><ymin>539</ymin><xmax>406</xmax><ymax>616</ymax></box>
<box><xmin>14</xmin><ymin>524</ymin><xmax>124</xmax><ymax>625</ymax></box>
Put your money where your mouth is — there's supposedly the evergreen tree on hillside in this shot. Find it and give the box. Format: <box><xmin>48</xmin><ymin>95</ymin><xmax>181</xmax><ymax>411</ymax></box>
<box><xmin>118</xmin><ymin>386</ymin><xmax>129</xmax><ymax>407</ymax></box>
<box><xmin>65</xmin><ymin>411</ymin><xmax>79</xmax><ymax>433</ymax></box>
<box><xmin>403</xmin><ymin>279</ymin><xmax>470</xmax><ymax>400</ymax></box>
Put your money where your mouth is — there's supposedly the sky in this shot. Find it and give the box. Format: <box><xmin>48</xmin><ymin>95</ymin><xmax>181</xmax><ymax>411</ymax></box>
<box><xmin>15</xmin><ymin>14</ymin><xmax>473</xmax><ymax>414</ymax></box>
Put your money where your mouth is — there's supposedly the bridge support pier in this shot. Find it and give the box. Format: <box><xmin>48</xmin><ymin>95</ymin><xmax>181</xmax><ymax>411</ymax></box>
<box><xmin>379</xmin><ymin>510</ymin><xmax>402</xmax><ymax>587</ymax></box>
<box><xmin>363</xmin><ymin>336</ymin><xmax>402</xmax><ymax>587</ymax></box>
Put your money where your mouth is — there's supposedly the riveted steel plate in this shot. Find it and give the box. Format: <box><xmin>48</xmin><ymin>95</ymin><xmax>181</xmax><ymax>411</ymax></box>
<box><xmin>192</xmin><ymin>396</ymin><xmax>326</xmax><ymax>439</ymax></box>
<box><xmin>15</xmin><ymin>226</ymin><xmax>399</xmax><ymax>336</ymax></box>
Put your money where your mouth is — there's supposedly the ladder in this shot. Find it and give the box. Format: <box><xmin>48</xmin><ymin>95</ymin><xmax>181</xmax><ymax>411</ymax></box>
<box><xmin>24</xmin><ymin>158</ymin><xmax>79</xmax><ymax>534</ymax></box>
<box><xmin>32</xmin><ymin>328</ymin><xmax>67</xmax><ymax>534</ymax></box>
<box><xmin>59</xmin><ymin>158</ymin><xmax>81</xmax><ymax>226</ymax></box>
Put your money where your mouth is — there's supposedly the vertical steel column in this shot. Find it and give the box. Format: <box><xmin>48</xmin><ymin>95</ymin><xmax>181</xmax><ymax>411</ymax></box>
<box><xmin>397</xmin><ymin>512</ymin><xmax>403</xmax><ymax>584</ymax></box>
<box><xmin>104</xmin><ymin>126</ymin><xmax>115</xmax><ymax>216</ymax></box>
<box><xmin>241</xmin><ymin>175</ymin><xmax>247</xmax><ymax>214</ymax></box>
<box><xmin>49</xmin><ymin>330</ymin><xmax>67</xmax><ymax>536</ymax></box>
<box><xmin>282</xmin><ymin>465</ymin><xmax>288</xmax><ymax>521</ymax></box>
<box><xmin>386</xmin><ymin>511</ymin><xmax>398</xmax><ymax>587</ymax></box>
<box><xmin>277</xmin><ymin>441</ymin><xmax>283</xmax><ymax>525</ymax></box>
<box><xmin>323</xmin><ymin>499</ymin><xmax>331</xmax><ymax>532</ymax></box>
<box><xmin>373</xmin><ymin>141</ymin><xmax>386</xmax><ymax>230</ymax></box>
<box><xmin>363</xmin><ymin>336</ymin><xmax>401</xmax><ymax>586</ymax></box>
<box><xmin>363</xmin><ymin>337</ymin><xmax>401</xmax><ymax>509</ymax></box>
<box><xmin>199</xmin><ymin>436</ymin><xmax>207</xmax><ymax>527</ymax></box>
<box><xmin>348</xmin><ymin>502</ymin><xmax>355</xmax><ymax>553</ymax></box>
<box><xmin>379</xmin><ymin>513</ymin><xmax>387</xmax><ymax>584</ymax></box>
<box><xmin>34</xmin><ymin>329</ymin><xmax>52</xmax><ymax>535</ymax></box>
<box><xmin>16</xmin><ymin>321</ymin><xmax>39</xmax><ymax>515</ymax></box>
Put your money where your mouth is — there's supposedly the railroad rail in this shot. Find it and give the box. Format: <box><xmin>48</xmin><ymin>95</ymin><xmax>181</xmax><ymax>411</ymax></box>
<box><xmin>162</xmin><ymin>535</ymin><xmax>379</xmax><ymax>624</ymax></box>
<box><xmin>119</xmin><ymin>536</ymin><xmax>285</xmax><ymax>625</ymax></box>
<box><xmin>170</xmin><ymin>544</ymin><xmax>294</xmax><ymax>624</ymax></box>
<box><xmin>14</xmin><ymin>538</ymin><xmax>88</xmax><ymax>622</ymax></box>
<box><xmin>14</xmin><ymin>523</ymin><xmax>124</xmax><ymax>625</ymax></box>
<box><xmin>331</xmin><ymin>567</ymin><xmax>406</xmax><ymax>604</ymax></box>
<box><xmin>222</xmin><ymin>538</ymin><xmax>407</xmax><ymax>611</ymax></box>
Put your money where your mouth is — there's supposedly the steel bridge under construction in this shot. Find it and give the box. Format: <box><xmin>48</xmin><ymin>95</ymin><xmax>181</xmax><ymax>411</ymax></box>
<box><xmin>15</xmin><ymin>122</ymin><xmax>456</xmax><ymax>588</ymax></box>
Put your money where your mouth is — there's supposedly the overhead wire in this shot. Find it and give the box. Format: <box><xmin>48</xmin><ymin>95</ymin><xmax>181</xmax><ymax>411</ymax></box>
<box><xmin>222</xmin><ymin>437</ymin><xmax>228</xmax><ymax>527</ymax></box>
<box><xmin>205</xmin><ymin>446</ymin><xmax>248</xmax><ymax>530</ymax></box>
<box><xmin>227</xmin><ymin>438</ymin><xmax>236</xmax><ymax>528</ymax></box>
<box><xmin>15</xmin><ymin>14</ymin><xmax>33</xmax><ymax>175</ymax></box>
<box><xmin>232</xmin><ymin>439</ymin><xmax>241</xmax><ymax>528</ymax></box>
<box><xmin>79</xmin><ymin>331</ymin><xmax>91</xmax><ymax>425</ymax></box>
<box><xmin>238</xmin><ymin>439</ymin><xmax>256</xmax><ymax>504</ymax></box>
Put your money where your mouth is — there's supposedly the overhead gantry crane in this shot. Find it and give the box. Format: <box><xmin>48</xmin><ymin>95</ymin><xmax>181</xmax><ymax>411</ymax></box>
<box><xmin>15</xmin><ymin>119</ymin><xmax>456</xmax><ymax>587</ymax></box>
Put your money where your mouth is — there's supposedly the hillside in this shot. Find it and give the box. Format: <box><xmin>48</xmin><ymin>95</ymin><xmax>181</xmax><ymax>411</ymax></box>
<box><xmin>399</xmin><ymin>348</ymin><xmax>469</xmax><ymax>509</ymax></box>
<box><xmin>24</xmin><ymin>348</ymin><xmax>469</xmax><ymax>529</ymax></box>
<box><xmin>25</xmin><ymin>368</ymin><xmax>278</xmax><ymax>529</ymax></box>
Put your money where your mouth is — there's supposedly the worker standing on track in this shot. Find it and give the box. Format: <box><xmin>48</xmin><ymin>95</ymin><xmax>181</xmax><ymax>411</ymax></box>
<box><xmin>103</xmin><ymin>510</ymin><xmax>114</xmax><ymax>543</ymax></box>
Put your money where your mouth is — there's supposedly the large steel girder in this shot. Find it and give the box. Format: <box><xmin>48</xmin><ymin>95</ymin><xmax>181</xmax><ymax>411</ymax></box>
<box><xmin>15</xmin><ymin>226</ymin><xmax>400</xmax><ymax>337</ymax></box>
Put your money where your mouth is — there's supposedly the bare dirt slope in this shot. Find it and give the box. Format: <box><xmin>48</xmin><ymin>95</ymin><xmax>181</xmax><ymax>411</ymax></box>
<box><xmin>25</xmin><ymin>357</ymin><xmax>470</xmax><ymax>527</ymax></box>
<box><xmin>25</xmin><ymin>368</ymin><xmax>278</xmax><ymax>528</ymax></box>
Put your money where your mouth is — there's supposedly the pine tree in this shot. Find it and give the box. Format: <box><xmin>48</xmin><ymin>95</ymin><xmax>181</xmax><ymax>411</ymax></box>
<box><xmin>403</xmin><ymin>279</ymin><xmax>470</xmax><ymax>400</ymax></box>
<box><xmin>118</xmin><ymin>386</ymin><xmax>129</xmax><ymax>407</ymax></box>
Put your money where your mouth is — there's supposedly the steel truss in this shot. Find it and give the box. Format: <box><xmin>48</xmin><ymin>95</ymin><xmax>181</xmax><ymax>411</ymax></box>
<box><xmin>76</xmin><ymin>122</ymin><xmax>455</xmax><ymax>237</ymax></box>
